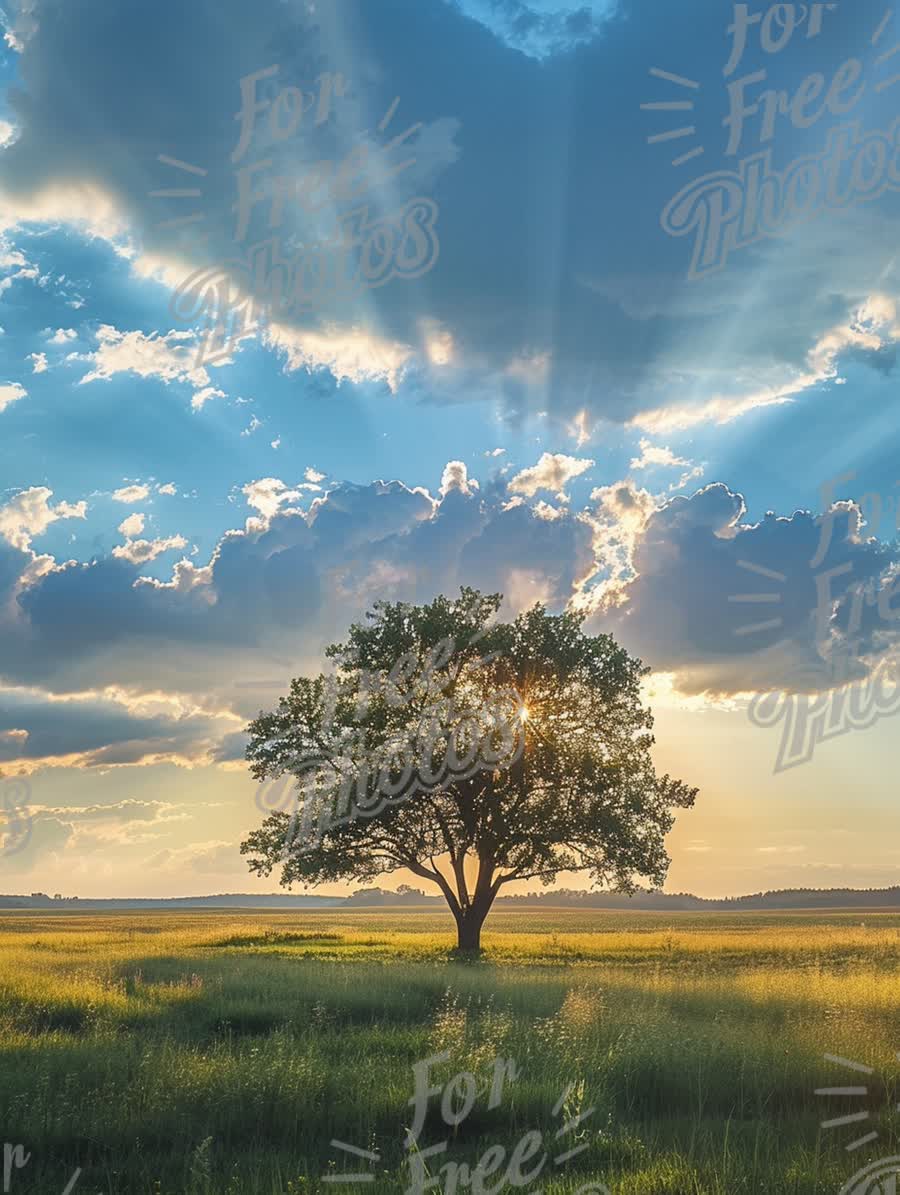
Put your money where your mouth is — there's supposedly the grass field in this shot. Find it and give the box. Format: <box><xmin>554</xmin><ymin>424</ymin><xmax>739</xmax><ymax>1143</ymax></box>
<box><xmin>1</xmin><ymin>907</ymin><xmax>900</xmax><ymax>1193</ymax></box>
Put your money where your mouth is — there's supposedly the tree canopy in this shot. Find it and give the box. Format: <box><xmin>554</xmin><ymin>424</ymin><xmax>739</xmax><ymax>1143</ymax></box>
<box><xmin>241</xmin><ymin>588</ymin><xmax>698</xmax><ymax>951</ymax></box>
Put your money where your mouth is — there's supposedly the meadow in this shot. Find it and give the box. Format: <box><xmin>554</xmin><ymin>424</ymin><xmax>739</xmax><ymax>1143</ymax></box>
<box><xmin>1</xmin><ymin>907</ymin><xmax>900</xmax><ymax>1193</ymax></box>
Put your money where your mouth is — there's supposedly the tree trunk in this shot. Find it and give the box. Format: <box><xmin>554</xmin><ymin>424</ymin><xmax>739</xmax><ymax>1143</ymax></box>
<box><xmin>455</xmin><ymin>901</ymin><xmax>490</xmax><ymax>954</ymax></box>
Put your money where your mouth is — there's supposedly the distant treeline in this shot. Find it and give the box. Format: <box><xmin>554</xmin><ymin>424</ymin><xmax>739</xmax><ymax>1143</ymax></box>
<box><xmin>0</xmin><ymin>893</ymin><xmax>343</xmax><ymax>909</ymax></box>
<box><xmin>497</xmin><ymin>887</ymin><xmax>900</xmax><ymax>910</ymax></box>
<box><xmin>5</xmin><ymin>885</ymin><xmax>900</xmax><ymax>911</ymax></box>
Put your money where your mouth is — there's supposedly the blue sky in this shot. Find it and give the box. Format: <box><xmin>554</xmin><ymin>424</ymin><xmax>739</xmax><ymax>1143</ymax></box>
<box><xmin>2</xmin><ymin>0</ymin><xmax>900</xmax><ymax>897</ymax></box>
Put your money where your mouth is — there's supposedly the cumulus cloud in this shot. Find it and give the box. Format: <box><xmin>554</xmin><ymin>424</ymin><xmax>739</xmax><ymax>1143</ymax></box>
<box><xmin>111</xmin><ymin>484</ymin><xmax>149</xmax><ymax>504</ymax></box>
<box><xmin>0</xmin><ymin>477</ymin><xmax>594</xmax><ymax>722</ymax></box>
<box><xmin>595</xmin><ymin>484</ymin><xmax>900</xmax><ymax>698</ymax></box>
<box><xmin>44</xmin><ymin>327</ymin><xmax>77</xmax><ymax>344</ymax></box>
<box><xmin>0</xmin><ymin>381</ymin><xmax>26</xmax><ymax>412</ymax></box>
<box><xmin>0</xmin><ymin>450</ymin><xmax>896</xmax><ymax>770</ymax></box>
<box><xmin>439</xmin><ymin>461</ymin><xmax>477</xmax><ymax>498</ymax></box>
<box><xmin>629</xmin><ymin>439</ymin><xmax>705</xmax><ymax>491</ymax></box>
<box><xmin>28</xmin><ymin>351</ymin><xmax>47</xmax><ymax>373</ymax></box>
<box><xmin>112</xmin><ymin>534</ymin><xmax>188</xmax><ymax>565</ymax></box>
<box><xmin>191</xmin><ymin>385</ymin><xmax>226</xmax><ymax>412</ymax></box>
<box><xmin>79</xmin><ymin>325</ymin><xmax>211</xmax><ymax>390</ymax></box>
<box><xmin>631</xmin><ymin>440</ymin><xmax>689</xmax><ymax>472</ymax></box>
<box><xmin>242</xmin><ymin>477</ymin><xmax>310</xmax><ymax>521</ymax></box>
<box><xmin>509</xmin><ymin>452</ymin><xmax>594</xmax><ymax>498</ymax></box>
<box><xmin>117</xmin><ymin>513</ymin><xmax>145</xmax><ymax>538</ymax></box>
<box><xmin>0</xmin><ymin>487</ymin><xmax>86</xmax><ymax>551</ymax></box>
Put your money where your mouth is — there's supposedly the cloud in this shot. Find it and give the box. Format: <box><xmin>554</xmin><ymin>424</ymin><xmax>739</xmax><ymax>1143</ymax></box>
<box><xmin>595</xmin><ymin>484</ymin><xmax>900</xmax><ymax>698</ymax></box>
<box><xmin>117</xmin><ymin>513</ymin><xmax>145</xmax><ymax>538</ymax></box>
<box><xmin>112</xmin><ymin>534</ymin><xmax>188</xmax><ymax>565</ymax></box>
<box><xmin>111</xmin><ymin>484</ymin><xmax>149</xmax><ymax>504</ymax></box>
<box><xmin>79</xmin><ymin>325</ymin><xmax>210</xmax><ymax>390</ymax></box>
<box><xmin>629</xmin><ymin>438</ymin><xmax>705</xmax><ymax>491</ymax></box>
<box><xmin>439</xmin><ymin>460</ymin><xmax>477</xmax><ymax>498</ymax></box>
<box><xmin>157</xmin><ymin>483</ymin><xmax>176</xmax><ymax>496</ymax></box>
<box><xmin>242</xmin><ymin>477</ymin><xmax>313</xmax><ymax>521</ymax></box>
<box><xmin>191</xmin><ymin>386</ymin><xmax>226</xmax><ymax>412</ymax></box>
<box><xmin>44</xmin><ymin>327</ymin><xmax>77</xmax><ymax>345</ymax></box>
<box><xmin>0</xmin><ymin>476</ymin><xmax>594</xmax><ymax>727</ymax></box>
<box><xmin>509</xmin><ymin>452</ymin><xmax>595</xmax><ymax>498</ymax></box>
<box><xmin>0</xmin><ymin>683</ymin><xmax>241</xmax><ymax>770</ymax></box>
<box><xmin>28</xmin><ymin>351</ymin><xmax>47</xmax><ymax>373</ymax></box>
<box><xmin>0</xmin><ymin>487</ymin><xmax>86</xmax><ymax>551</ymax></box>
<box><xmin>0</xmin><ymin>382</ymin><xmax>26</xmax><ymax>412</ymax></box>
<box><xmin>264</xmin><ymin>321</ymin><xmax>414</xmax><ymax>394</ymax></box>
<box><xmin>1</xmin><ymin>0</ymin><xmax>898</xmax><ymax>437</ymax></box>
<box><xmin>1</xmin><ymin>456</ymin><xmax>892</xmax><ymax>774</ymax></box>
<box><xmin>630</xmin><ymin>439</ymin><xmax>689</xmax><ymax>472</ymax></box>
<box><xmin>3</xmin><ymin>0</ymin><xmax>899</xmax><ymax>432</ymax></box>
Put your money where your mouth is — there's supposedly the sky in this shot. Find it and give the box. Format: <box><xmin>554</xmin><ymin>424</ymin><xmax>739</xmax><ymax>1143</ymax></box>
<box><xmin>1</xmin><ymin>0</ymin><xmax>900</xmax><ymax>898</ymax></box>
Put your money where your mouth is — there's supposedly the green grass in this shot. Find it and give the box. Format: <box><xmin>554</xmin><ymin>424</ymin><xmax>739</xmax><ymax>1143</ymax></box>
<box><xmin>1</xmin><ymin>907</ymin><xmax>899</xmax><ymax>1193</ymax></box>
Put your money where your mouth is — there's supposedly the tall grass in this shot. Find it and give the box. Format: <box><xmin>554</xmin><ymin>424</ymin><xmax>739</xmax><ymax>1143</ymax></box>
<box><xmin>0</xmin><ymin>909</ymin><xmax>897</xmax><ymax>1192</ymax></box>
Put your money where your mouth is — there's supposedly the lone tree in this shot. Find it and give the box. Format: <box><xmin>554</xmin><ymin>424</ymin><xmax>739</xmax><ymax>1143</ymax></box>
<box><xmin>241</xmin><ymin>588</ymin><xmax>697</xmax><ymax>953</ymax></box>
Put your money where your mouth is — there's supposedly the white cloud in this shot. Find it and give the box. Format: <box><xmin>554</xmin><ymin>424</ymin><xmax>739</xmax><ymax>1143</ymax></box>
<box><xmin>532</xmin><ymin>500</ymin><xmax>566</xmax><ymax>521</ymax></box>
<box><xmin>157</xmin><ymin>483</ymin><xmax>176</xmax><ymax>496</ymax></box>
<box><xmin>265</xmin><ymin>321</ymin><xmax>414</xmax><ymax>393</ymax></box>
<box><xmin>509</xmin><ymin>452</ymin><xmax>595</xmax><ymax>499</ymax></box>
<box><xmin>79</xmin><ymin>325</ymin><xmax>210</xmax><ymax>389</ymax></box>
<box><xmin>0</xmin><ymin>179</ymin><xmax>132</xmax><ymax>250</ymax></box>
<box><xmin>191</xmin><ymin>386</ymin><xmax>225</xmax><ymax>412</ymax></box>
<box><xmin>45</xmin><ymin>327</ymin><xmax>77</xmax><ymax>345</ymax></box>
<box><xmin>112</xmin><ymin>534</ymin><xmax>188</xmax><ymax>565</ymax></box>
<box><xmin>568</xmin><ymin>411</ymin><xmax>591</xmax><ymax>448</ymax></box>
<box><xmin>630</xmin><ymin>439</ymin><xmax>690</xmax><ymax>471</ymax></box>
<box><xmin>242</xmin><ymin>477</ymin><xmax>307</xmax><ymax>521</ymax></box>
<box><xmin>630</xmin><ymin>296</ymin><xmax>900</xmax><ymax>434</ymax></box>
<box><xmin>485</xmin><ymin>448</ymin><xmax>506</xmax><ymax>458</ymax></box>
<box><xmin>117</xmin><ymin>512</ymin><xmax>145</xmax><ymax>538</ymax></box>
<box><xmin>0</xmin><ymin>240</ymin><xmax>26</xmax><ymax>270</ymax></box>
<box><xmin>305</xmin><ymin>467</ymin><xmax>325</xmax><ymax>483</ymax></box>
<box><xmin>629</xmin><ymin>438</ymin><xmax>705</xmax><ymax>492</ymax></box>
<box><xmin>584</xmin><ymin>479</ymin><xmax>658</xmax><ymax>593</ymax></box>
<box><xmin>0</xmin><ymin>262</ymin><xmax>38</xmax><ymax>295</ymax></box>
<box><xmin>0</xmin><ymin>487</ymin><xmax>87</xmax><ymax>550</ymax></box>
<box><xmin>439</xmin><ymin>460</ymin><xmax>477</xmax><ymax>497</ymax></box>
<box><xmin>112</xmin><ymin>484</ymin><xmax>150</xmax><ymax>504</ymax></box>
<box><xmin>28</xmin><ymin>351</ymin><xmax>48</xmax><ymax>373</ymax></box>
<box><xmin>240</xmin><ymin>415</ymin><xmax>262</xmax><ymax>438</ymax></box>
<box><xmin>271</xmin><ymin>438</ymin><xmax>281</xmax><ymax>450</ymax></box>
<box><xmin>0</xmin><ymin>382</ymin><xmax>26</xmax><ymax>412</ymax></box>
